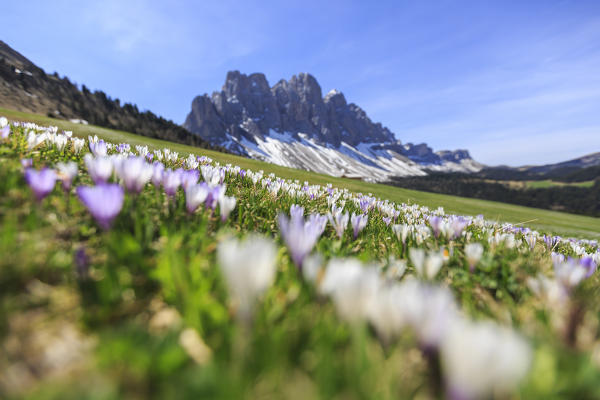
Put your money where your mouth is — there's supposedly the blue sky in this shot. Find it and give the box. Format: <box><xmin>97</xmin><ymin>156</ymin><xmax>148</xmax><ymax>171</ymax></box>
<box><xmin>3</xmin><ymin>0</ymin><xmax>600</xmax><ymax>166</ymax></box>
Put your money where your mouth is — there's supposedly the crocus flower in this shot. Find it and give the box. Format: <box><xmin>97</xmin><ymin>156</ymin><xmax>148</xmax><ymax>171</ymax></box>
<box><xmin>440</xmin><ymin>320</ymin><xmax>531</xmax><ymax>400</ymax></box>
<box><xmin>181</xmin><ymin>169</ymin><xmax>200</xmax><ymax>191</ymax></box>
<box><xmin>77</xmin><ymin>184</ymin><xmax>124</xmax><ymax>230</ymax></box>
<box><xmin>24</xmin><ymin>168</ymin><xmax>57</xmax><ymax>201</ymax></box>
<box><xmin>307</xmin><ymin>213</ymin><xmax>328</xmax><ymax>235</ymax></box>
<box><xmin>319</xmin><ymin>258</ymin><xmax>381</xmax><ymax>324</ymax></box>
<box><xmin>185</xmin><ymin>182</ymin><xmax>209</xmax><ymax>213</ymax></box>
<box><xmin>382</xmin><ymin>216</ymin><xmax>392</xmax><ymax>226</ymax></box>
<box><xmin>151</xmin><ymin>162</ymin><xmax>164</xmax><ymax>187</ymax></box>
<box><xmin>72</xmin><ymin>138</ymin><xmax>85</xmax><ymax>154</ymax></box>
<box><xmin>162</xmin><ymin>169</ymin><xmax>182</xmax><ymax>197</ymax></box>
<box><xmin>328</xmin><ymin>211</ymin><xmax>349</xmax><ymax>239</ymax></box>
<box><xmin>115</xmin><ymin>156</ymin><xmax>154</xmax><ymax>193</ymax></box>
<box><xmin>56</xmin><ymin>161</ymin><xmax>78</xmax><ymax>191</ymax></box>
<box><xmin>409</xmin><ymin>248</ymin><xmax>443</xmax><ymax>280</ymax></box>
<box><xmin>525</xmin><ymin>234</ymin><xmax>537</xmax><ymax>250</ymax></box>
<box><xmin>0</xmin><ymin>116</ymin><xmax>7</xmax><ymax>128</ymax></box>
<box><xmin>89</xmin><ymin>139</ymin><xmax>107</xmax><ymax>156</ymax></box>
<box><xmin>0</xmin><ymin>124</ymin><xmax>9</xmax><ymax>139</ymax></box>
<box><xmin>278</xmin><ymin>210</ymin><xmax>324</xmax><ymax>269</ymax></box>
<box><xmin>217</xmin><ymin>235</ymin><xmax>277</xmax><ymax>321</ymax></box>
<box><xmin>464</xmin><ymin>243</ymin><xmax>484</xmax><ymax>272</ymax></box>
<box><xmin>448</xmin><ymin>216</ymin><xmax>469</xmax><ymax>239</ymax></box>
<box><xmin>401</xmin><ymin>281</ymin><xmax>459</xmax><ymax>349</ymax></box>
<box><xmin>543</xmin><ymin>235</ymin><xmax>560</xmax><ymax>250</ymax></box>
<box><xmin>20</xmin><ymin>158</ymin><xmax>33</xmax><ymax>169</ymax></box>
<box><xmin>392</xmin><ymin>224</ymin><xmax>411</xmax><ymax>244</ymax></box>
<box><xmin>580</xmin><ymin>256</ymin><xmax>597</xmax><ymax>278</ymax></box>
<box><xmin>554</xmin><ymin>257</ymin><xmax>588</xmax><ymax>289</ymax></box>
<box><xmin>84</xmin><ymin>154</ymin><xmax>113</xmax><ymax>184</ymax></box>
<box><xmin>429</xmin><ymin>216</ymin><xmax>444</xmax><ymax>238</ymax></box>
<box><xmin>218</xmin><ymin>195</ymin><xmax>237</xmax><ymax>221</ymax></box>
<box><xmin>205</xmin><ymin>184</ymin><xmax>225</xmax><ymax>210</ymax></box>
<box><xmin>350</xmin><ymin>213</ymin><xmax>368</xmax><ymax>239</ymax></box>
<box><xmin>290</xmin><ymin>204</ymin><xmax>304</xmax><ymax>220</ymax></box>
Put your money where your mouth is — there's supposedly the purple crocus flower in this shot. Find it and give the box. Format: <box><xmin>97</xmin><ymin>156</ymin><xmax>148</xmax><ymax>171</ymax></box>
<box><xmin>359</xmin><ymin>198</ymin><xmax>371</xmax><ymax>213</ymax></box>
<box><xmin>307</xmin><ymin>213</ymin><xmax>328</xmax><ymax>235</ymax></box>
<box><xmin>151</xmin><ymin>162</ymin><xmax>164</xmax><ymax>187</ymax></box>
<box><xmin>429</xmin><ymin>216</ymin><xmax>443</xmax><ymax>238</ymax></box>
<box><xmin>382</xmin><ymin>216</ymin><xmax>392</xmax><ymax>226</ymax></box>
<box><xmin>278</xmin><ymin>211</ymin><xmax>324</xmax><ymax>269</ymax></box>
<box><xmin>146</xmin><ymin>153</ymin><xmax>154</xmax><ymax>162</ymax></box>
<box><xmin>449</xmin><ymin>216</ymin><xmax>469</xmax><ymax>239</ymax></box>
<box><xmin>162</xmin><ymin>169</ymin><xmax>182</xmax><ymax>197</ymax></box>
<box><xmin>239</xmin><ymin>169</ymin><xmax>247</xmax><ymax>178</ymax></box>
<box><xmin>77</xmin><ymin>184</ymin><xmax>124</xmax><ymax>230</ymax></box>
<box><xmin>74</xmin><ymin>247</ymin><xmax>90</xmax><ymax>280</ymax></box>
<box><xmin>205</xmin><ymin>184</ymin><xmax>225</xmax><ymax>210</ymax></box>
<box><xmin>181</xmin><ymin>169</ymin><xmax>200</xmax><ymax>191</ymax></box>
<box><xmin>351</xmin><ymin>213</ymin><xmax>368</xmax><ymax>239</ymax></box>
<box><xmin>0</xmin><ymin>125</ymin><xmax>9</xmax><ymax>139</ymax></box>
<box><xmin>580</xmin><ymin>256</ymin><xmax>597</xmax><ymax>278</ymax></box>
<box><xmin>24</xmin><ymin>168</ymin><xmax>57</xmax><ymax>201</ymax></box>
<box><xmin>543</xmin><ymin>235</ymin><xmax>560</xmax><ymax>250</ymax></box>
<box><xmin>290</xmin><ymin>204</ymin><xmax>304</xmax><ymax>220</ymax></box>
<box><xmin>21</xmin><ymin>158</ymin><xmax>33</xmax><ymax>169</ymax></box>
<box><xmin>89</xmin><ymin>139</ymin><xmax>107</xmax><ymax>156</ymax></box>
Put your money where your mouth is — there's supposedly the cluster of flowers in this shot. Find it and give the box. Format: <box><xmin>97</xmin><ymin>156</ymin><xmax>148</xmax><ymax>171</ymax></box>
<box><xmin>4</xmin><ymin>117</ymin><xmax>600</xmax><ymax>398</ymax></box>
<box><xmin>7</xmin><ymin>117</ymin><xmax>599</xmax><ymax>274</ymax></box>
<box><xmin>217</xmin><ymin>232</ymin><xmax>531</xmax><ymax>400</ymax></box>
<box><xmin>7</xmin><ymin>122</ymin><xmax>237</xmax><ymax>229</ymax></box>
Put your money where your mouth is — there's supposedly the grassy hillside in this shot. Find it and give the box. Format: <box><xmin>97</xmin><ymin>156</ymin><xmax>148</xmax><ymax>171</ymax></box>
<box><xmin>3</xmin><ymin>108</ymin><xmax>600</xmax><ymax>398</ymax></box>
<box><xmin>2</xmin><ymin>106</ymin><xmax>599</xmax><ymax>239</ymax></box>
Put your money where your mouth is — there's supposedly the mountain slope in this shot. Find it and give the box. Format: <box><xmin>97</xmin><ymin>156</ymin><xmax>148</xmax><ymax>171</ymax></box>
<box><xmin>0</xmin><ymin>40</ymin><xmax>216</xmax><ymax>150</ymax></box>
<box><xmin>184</xmin><ymin>71</ymin><xmax>482</xmax><ymax>182</ymax></box>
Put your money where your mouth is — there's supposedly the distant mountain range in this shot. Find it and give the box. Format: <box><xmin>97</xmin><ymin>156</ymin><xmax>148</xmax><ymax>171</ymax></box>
<box><xmin>1</xmin><ymin>40</ymin><xmax>597</xmax><ymax>183</ymax></box>
<box><xmin>0</xmin><ymin>41</ymin><xmax>216</xmax><ymax>150</ymax></box>
<box><xmin>184</xmin><ymin>71</ymin><xmax>483</xmax><ymax>181</ymax></box>
<box><xmin>477</xmin><ymin>152</ymin><xmax>600</xmax><ymax>181</ymax></box>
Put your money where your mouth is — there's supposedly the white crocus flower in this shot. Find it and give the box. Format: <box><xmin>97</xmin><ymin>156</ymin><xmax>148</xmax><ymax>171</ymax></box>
<box><xmin>217</xmin><ymin>235</ymin><xmax>277</xmax><ymax>321</ymax></box>
<box><xmin>71</xmin><ymin>137</ymin><xmax>85</xmax><ymax>153</ymax></box>
<box><xmin>56</xmin><ymin>161</ymin><xmax>78</xmax><ymax>190</ymax></box>
<box><xmin>320</xmin><ymin>258</ymin><xmax>381</xmax><ymax>324</ymax></box>
<box><xmin>115</xmin><ymin>156</ymin><xmax>154</xmax><ymax>193</ymax></box>
<box><xmin>392</xmin><ymin>224</ymin><xmax>411</xmax><ymax>244</ymax></box>
<box><xmin>410</xmin><ymin>248</ymin><xmax>443</xmax><ymax>280</ymax></box>
<box><xmin>464</xmin><ymin>243</ymin><xmax>484</xmax><ymax>271</ymax></box>
<box><xmin>218</xmin><ymin>195</ymin><xmax>237</xmax><ymax>221</ymax></box>
<box><xmin>441</xmin><ymin>319</ymin><xmax>531</xmax><ymax>400</ymax></box>
<box><xmin>401</xmin><ymin>281</ymin><xmax>459</xmax><ymax>348</ymax></box>
<box><xmin>328</xmin><ymin>210</ymin><xmax>349</xmax><ymax>239</ymax></box>
<box><xmin>84</xmin><ymin>154</ymin><xmax>113</xmax><ymax>184</ymax></box>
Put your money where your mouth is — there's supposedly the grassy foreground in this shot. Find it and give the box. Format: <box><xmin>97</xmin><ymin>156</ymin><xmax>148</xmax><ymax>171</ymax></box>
<box><xmin>1</xmin><ymin>118</ymin><xmax>600</xmax><ymax>399</ymax></box>
<box><xmin>1</xmin><ymin>107</ymin><xmax>598</xmax><ymax>239</ymax></box>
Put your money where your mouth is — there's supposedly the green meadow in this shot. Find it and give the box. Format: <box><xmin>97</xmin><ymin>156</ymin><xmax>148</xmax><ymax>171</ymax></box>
<box><xmin>1</xmin><ymin>107</ymin><xmax>598</xmax><ymax>239</ymax></box>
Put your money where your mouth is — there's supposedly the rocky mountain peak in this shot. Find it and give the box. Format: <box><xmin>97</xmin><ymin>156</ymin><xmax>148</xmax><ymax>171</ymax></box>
<box><xmin>183</xmin><ymin>71</ymin><xmax>481</xmax><ymax>180</ymax></box>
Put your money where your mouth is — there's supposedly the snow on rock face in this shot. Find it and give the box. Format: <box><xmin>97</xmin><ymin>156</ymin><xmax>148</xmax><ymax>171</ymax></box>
<box><xmin>184</xmin><ymin>71</ymin><xmax>483</xmax><ymax>181</ymax></box>
<box><xmin>229</xmin><ymin>131</ymin><xmax>479</xmax><ymax>182</ymax></box>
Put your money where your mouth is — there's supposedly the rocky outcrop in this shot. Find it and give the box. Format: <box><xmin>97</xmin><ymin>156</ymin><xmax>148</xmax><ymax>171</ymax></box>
<box><xmin>184</xmin><ymin>71</ymin><xmax>477</xmax><ymax>176</ymax></box>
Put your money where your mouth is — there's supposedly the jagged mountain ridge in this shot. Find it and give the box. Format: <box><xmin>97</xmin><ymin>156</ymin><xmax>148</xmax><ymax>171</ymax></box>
<box><xmin>184</xmin><ymin>71</ymin><xmax>482</xmax><ymax>181</ymax></box>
